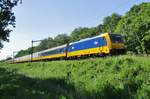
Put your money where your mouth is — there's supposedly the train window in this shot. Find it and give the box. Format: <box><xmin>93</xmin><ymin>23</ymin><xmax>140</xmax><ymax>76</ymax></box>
<box><xmin>40</xmin><ymin>47</ymin><xmax>66</xmax><ymax>56</ymax></box>
<box><xmin>100</xmin><ymin>37</ymin><xmax>107</xmax><ymax>46</ymax></box>
<box><xmin>110</xmin><ymin>34</ymin><xmax>123</xmax><ymax>43</ymax></box>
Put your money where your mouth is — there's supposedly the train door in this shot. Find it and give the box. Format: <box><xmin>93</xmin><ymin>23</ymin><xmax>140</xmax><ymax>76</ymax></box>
<box><xmin>99</xmin><ymin>37</ymin><xmax>107</xmax><ymax>54</ymax></box>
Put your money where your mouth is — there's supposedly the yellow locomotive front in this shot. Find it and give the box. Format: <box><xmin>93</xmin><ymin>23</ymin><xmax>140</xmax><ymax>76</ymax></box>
<box><xmin>108</xmin><ymin>33</ymin><xmax>126</xmax><ymax>54</ymax></box>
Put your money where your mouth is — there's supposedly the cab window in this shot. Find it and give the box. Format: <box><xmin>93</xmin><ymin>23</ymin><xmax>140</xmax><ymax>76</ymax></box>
<box><xmin>110</xmin><ymin>34</ymin><xmax>123</xmax><ymax>43</ymax></box>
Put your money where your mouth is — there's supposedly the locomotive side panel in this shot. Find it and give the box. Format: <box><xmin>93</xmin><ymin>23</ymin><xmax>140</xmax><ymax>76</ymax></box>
<box><xmin>67</xmin><ymin>35</ymin><xmax>109</xmax><ymax>57</ymax></box>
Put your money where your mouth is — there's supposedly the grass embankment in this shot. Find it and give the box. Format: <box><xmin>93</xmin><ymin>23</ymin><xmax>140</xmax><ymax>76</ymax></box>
<box><xmin>0</xmin><ymin>55</ymin><xmax>150</xmax><ymax>99</ymax></box>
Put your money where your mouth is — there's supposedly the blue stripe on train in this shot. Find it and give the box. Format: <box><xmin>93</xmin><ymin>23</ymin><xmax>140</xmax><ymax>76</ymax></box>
<box><xmin>68</xmin><ymin>36</ymin><xmax>107</xmax><ymax>52</ymax></box>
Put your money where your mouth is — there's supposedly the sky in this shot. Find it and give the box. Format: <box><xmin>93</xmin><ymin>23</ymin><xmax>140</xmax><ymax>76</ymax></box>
<box><xmin>0</xmin><ymin>0</ymin><xmax>149</xmax><ymax>60</ymax></box>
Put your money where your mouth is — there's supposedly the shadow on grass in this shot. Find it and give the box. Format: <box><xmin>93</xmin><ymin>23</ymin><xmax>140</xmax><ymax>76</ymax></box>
<box><xmin>0</xmin><ymin>67</ymin><xmax>78</xmax><ymax>99</ymax></box>
<box><xmin>0</xmin><ymin>67</ymin><xmax>143</xmax><ymax>99</ymax></box>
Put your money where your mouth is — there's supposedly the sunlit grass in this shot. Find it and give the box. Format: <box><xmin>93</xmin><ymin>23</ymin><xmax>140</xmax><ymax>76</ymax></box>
<box><xmin>0</xmin><ymin>55</ymin><xmax>150</xmax><ymax>99</ymax></box>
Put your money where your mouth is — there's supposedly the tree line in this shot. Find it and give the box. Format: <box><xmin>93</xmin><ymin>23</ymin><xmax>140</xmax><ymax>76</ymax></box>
<box><xmin>13</xmin><ymin>2</ymin><xmax>150</xmax><ymax>57</ymax></box>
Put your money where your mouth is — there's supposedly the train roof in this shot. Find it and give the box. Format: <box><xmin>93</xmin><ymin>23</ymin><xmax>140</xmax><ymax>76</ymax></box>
<box><xmin>37</xmin><ymin>44</ymin><xmax>67</xmax><ymax>54</ymax></box>
<box><xmin>14</xmin><ymin>54</ymin><xmax>31</xmax><ymax>60</ymax></box>
<box><xmin>69</xmin><ymin>33</ymin><xmax>108</xmax><ymax>45</ymax></box>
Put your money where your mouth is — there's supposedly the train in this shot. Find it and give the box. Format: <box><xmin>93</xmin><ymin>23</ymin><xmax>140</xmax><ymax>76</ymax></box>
<box><xmin>12</xmin><ymin>33</ymin><xmax>126</xmax><ymax>63</ymax></box>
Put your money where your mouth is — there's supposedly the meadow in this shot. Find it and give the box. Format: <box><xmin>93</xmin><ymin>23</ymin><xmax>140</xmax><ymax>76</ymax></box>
<box><xmin>0</xmin><ymin>55</ymin><xmax>150</xmax><ymax>99</ymax></box>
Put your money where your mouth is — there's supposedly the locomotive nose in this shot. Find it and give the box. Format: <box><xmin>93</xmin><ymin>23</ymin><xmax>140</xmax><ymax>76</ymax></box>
<box><xmin>110</xmin><ymin>43</ymin><xmax>126</xmax><ymax>54</ymax></box>
<box><xmin>111</xmin><ymin>43</ymin><xmax>125</xmax><ymax>49</ymax></box>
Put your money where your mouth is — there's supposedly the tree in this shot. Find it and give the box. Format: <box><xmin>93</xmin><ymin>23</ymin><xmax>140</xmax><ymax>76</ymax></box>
<box><xmin>115</xmin><ymin>3</ymin><xmax>150</xmax><ymax>54</ymax></box>
<box><xmin>37</xmin><ymin>37</ymin><xmax>55</xmax><ymax>51</ymax></box>
<box><xmin>54</xmin><ymin>34</ymin><xmax>71</xmax><ymax>46</ymax></box>
<box><xmin>102</xmin><ymin>13</ymin><xmax>122</xmax><ymax>33</ymax></box>
<box><xmin>47</xmin><ymin>37</ymin><xmax>57</xmax><ymax>48</ymax></box>
<box><xmin>6</xmin><ymin>57</ymin><xmax>12</xmax><ymax>60</ymax></box>
<box><xmin>70</xmin><ymin>27</ymin><xmax>97</xmax><ymax>42</ymax></box>
<box><xmin>38</xmin><ymin>39</ymin><xmax>50</xmax><ymax>51</ymax></box>
<box><xmin>15</xmin><ymin>50</ymin><xmax>29</xmax><ymax>58</ymax></box>
<box><xmin>0</xmin><ymin>0</ymin><xmax>21</xmax><ymax>48</ymax></box>
<box><xmin>96</xmin><ymin>24</ymin><xmax>104</xmax><ymax>33</ymax></box>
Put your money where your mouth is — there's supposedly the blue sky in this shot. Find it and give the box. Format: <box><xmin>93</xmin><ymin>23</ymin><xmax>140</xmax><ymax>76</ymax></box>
<box><xmin>0</xmin><ymin>0</ymin><xmax>149</xmax><ymax>60</ymax></box>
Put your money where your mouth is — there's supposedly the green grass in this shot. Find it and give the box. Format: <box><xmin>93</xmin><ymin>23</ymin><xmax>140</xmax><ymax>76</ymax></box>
<box><xmin>0</xmin><ymin>55</ymin><xmax>150</xmax><ymax>99</ymax></box>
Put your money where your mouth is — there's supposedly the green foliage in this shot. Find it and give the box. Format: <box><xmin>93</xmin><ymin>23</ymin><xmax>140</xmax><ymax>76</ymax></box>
<box><xmin>115</xmin><ymin>3</ymin><xmax>150</xmax><ymax>54</ymax></box>
<box><xmin>70</xmin><ymin>27</ymin><xmax>98</xmax><ymax>42</ymax></box>
<box><xmin>0</xmin><ymin>55</ymin><xmax>150</xmax><ymax>99</ymax></box>
<box><xmin>15</xmin><ymin>50</ymin><xmax>30</xmax><ymax>58</ymax></box>
<box><xmin>0</xmin><ymin>0</ymin><xmax>20</xmax><ymax>48</ymax></box>
<box><xmin>37</xmin><ymin>37</ymin><xmax>55</xmax><ymax>51</ymax></box>
<box><xmin>54</xmin><ymin>34</ymin><xmax>71</xmax><ymax>46</ymax></box>
<box><xmin>102</xmin><ymin>13</ymin><xmax>122</xmax><ymax>33</ymax></box>
<box><xmin>15</xmin><ymin>46</ymin><xmax>39</xmax><ymax>58</ymax></box>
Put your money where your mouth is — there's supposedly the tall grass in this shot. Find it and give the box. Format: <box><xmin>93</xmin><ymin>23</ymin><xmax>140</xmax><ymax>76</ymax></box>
<box><xmin>0</xmin><ymin>55</ymin><xmax>150</xmax><ymax>99</ymax></box>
